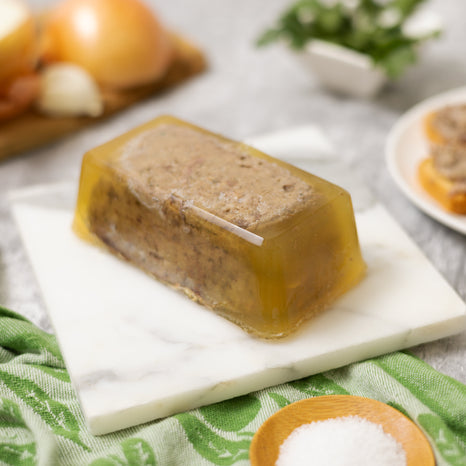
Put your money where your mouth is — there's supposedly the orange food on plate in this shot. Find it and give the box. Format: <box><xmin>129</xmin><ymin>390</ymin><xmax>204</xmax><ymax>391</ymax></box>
<box><xmin>423</xmin><ymin>112</ymin><xmax>445</xmax><ymax>145</ymax></box>
<box><xmin>41</xmin><ymin>0</ymin><xmax>174</xmax><ymax>89</ymax></box>
<box><xmin>418</xmin><ymin>104</ymin><xmax>466</xmax><ymax>215</ymax></box>
<box><xmin>418</xmin><ymin>158</ymin><xmax>466</xmax><ymax>215</ymax></box>
<box><xmin>423</xmin><ymin>105</ymin><xmax>466</xmax><ymax>145</ymax></box>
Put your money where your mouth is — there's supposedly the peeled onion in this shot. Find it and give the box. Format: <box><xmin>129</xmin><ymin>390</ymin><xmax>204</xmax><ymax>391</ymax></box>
<box><xmin>41</xmin><ymin>0</ymin><xmax>174</xmax><ymax>89</ymax></box>
<box><xmin>37</xmin><ymin>63</ymin><xmax>104</xmax><ymax>117</ymax></box>
<box><xmin>0</xmin><ymin>0</ymin><xmax>37</xmax><ymax>85</ymax></box>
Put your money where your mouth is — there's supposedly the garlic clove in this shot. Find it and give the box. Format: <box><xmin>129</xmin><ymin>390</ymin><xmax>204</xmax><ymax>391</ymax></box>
<box><xmin>37</xmin><ymin>63</ymin><xmax>104</xmax><ymax>117</ymax></box>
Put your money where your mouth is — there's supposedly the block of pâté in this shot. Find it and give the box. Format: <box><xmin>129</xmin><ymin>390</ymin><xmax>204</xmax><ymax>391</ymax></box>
<box><xmin>73</xmin><ymin>116</ymin><xmax>366</xmax><ymax>338</ymax></box>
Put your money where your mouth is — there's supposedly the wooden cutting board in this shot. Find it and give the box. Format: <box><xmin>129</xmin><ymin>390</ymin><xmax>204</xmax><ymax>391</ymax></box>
<box><xmin>0</xmin><ymin>33</ymin><xmax>206</xmax><ymax>161</ymax></box>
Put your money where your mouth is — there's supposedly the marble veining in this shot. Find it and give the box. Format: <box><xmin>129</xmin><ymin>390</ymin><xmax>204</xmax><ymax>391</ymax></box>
<box><xmin>10</xmin><ymin>128</ymin><xmax>466</xmax><ymax>435</ymax></box>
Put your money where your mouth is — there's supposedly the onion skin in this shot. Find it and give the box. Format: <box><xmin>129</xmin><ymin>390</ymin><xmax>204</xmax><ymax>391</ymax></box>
<box><xmin>41</xmin><ymin>0</ymin><xmax>174</xmax><ymax>90</ymax></box>
<box><xmin>0</xmin><ymin>73</ymin><xmax>40</xmax><ymax>122</ymax></box>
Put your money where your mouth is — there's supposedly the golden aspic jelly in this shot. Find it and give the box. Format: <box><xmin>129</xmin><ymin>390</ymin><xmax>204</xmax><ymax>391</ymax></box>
<box><xmin>73</xmin><ymin>116</ymin><xmax>365</xmax><ymax>338</ymax></box>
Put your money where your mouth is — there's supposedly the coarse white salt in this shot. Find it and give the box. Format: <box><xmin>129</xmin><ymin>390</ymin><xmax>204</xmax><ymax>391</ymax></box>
<box><xmin>276</xmin><ymin>415</ymin><xmax>407</xmax><ymax>466</ymax></box>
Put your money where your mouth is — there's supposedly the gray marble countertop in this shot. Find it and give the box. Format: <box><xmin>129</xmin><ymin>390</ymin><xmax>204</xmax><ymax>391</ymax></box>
<box><xmin>1</xmin><ymin>0</ymin><xmax>465</xmax><ymax>383</ymax></box>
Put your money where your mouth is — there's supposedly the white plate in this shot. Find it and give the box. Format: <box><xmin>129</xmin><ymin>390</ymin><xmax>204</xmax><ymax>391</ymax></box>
<box><xmin>385</xmin><ymin>86</ymin><xmax>466</xmax><ymax>235</ymax></box>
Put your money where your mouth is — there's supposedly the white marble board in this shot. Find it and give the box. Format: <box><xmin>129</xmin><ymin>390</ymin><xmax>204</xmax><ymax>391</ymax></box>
<box><xmin>10</xmin><ymin>127</ymin><xmax>466</xmax><ymax>435</ymax></box>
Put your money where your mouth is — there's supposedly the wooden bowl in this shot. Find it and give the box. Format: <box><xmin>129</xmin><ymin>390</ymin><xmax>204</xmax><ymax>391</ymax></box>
<box><xmin>249</xmin><ymin>395</ymin><xmax>435</xmax><ymax>466</ymax></box>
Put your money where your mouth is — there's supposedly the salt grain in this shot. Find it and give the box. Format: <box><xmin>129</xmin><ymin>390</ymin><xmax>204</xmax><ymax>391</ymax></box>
<box><xmin>276</xmin><ymin>415</ymin><xmax>407</xmax><ymax>466</ymax></box>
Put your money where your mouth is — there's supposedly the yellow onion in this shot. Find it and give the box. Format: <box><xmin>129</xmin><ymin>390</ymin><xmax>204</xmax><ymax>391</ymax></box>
<box><xmin>41</xmin><ymin>0</ymin><xmax>174</xmax><ymax>89</ymax></box>
<box><xmin>0</xmin><ymin>0</ymin><xmax>39</xmax><ymax>121</ymax></box>
<box><xmin>0</xmin><ymin>0</ymin><xmax>37</xmax><ymax>85</ymax></box>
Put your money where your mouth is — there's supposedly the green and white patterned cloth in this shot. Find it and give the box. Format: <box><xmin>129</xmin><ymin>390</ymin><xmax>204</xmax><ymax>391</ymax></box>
<box><xmin>0</xmin><ymin>306</ymin><xmax>465</xmax><ymax>466</ymax></box>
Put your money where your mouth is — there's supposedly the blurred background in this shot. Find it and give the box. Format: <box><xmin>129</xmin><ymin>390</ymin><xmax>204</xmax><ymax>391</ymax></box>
<box><xmin>1</xmin><ymin>0</ymin><xmax>465</xmax><ymax>380</ymax></box>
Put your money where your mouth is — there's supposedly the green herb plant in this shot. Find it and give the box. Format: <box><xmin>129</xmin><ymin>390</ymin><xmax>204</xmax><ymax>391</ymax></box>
<box><xmin>257</xmin><ymin>0</ymin><xmax>440</xmax><ymax>78</ymax></box>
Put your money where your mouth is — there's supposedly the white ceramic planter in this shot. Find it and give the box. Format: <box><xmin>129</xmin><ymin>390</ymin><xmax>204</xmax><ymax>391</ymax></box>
<box><xmin>296</xmin><ymin>39</ymin><xmax>387</xmax><ymax>98</ymax></box>
<box><xmin>293</xmin><ymin>10</ymin><xmax>442</xmax><ymax>99</ymax></box>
